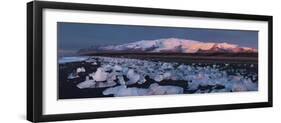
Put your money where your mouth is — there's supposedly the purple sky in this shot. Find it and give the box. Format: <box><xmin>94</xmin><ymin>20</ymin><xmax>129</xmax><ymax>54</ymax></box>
<box><xmin>58</xmin><ymin>22</ymin><xmax>258</xmax><ymax>53</ymax></box>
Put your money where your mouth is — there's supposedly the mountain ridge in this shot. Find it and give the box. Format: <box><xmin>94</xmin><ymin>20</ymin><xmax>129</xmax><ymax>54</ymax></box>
<box><xmin>78</xmin><ymin>38</ymin><xmax>257</xmax><ymax>54</ymax></box>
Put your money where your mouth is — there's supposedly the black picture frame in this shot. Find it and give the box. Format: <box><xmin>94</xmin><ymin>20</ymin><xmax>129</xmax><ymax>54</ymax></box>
<box><xmin>27</xmin><ymin>1</ymin><xmax>273</xmax><ymax>122</ymax></box>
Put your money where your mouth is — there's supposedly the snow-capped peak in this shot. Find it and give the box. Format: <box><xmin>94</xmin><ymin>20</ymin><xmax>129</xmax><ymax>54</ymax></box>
<box><xmin>81</xmin><ymin>38</ymin><xmax>257</xmax><ymax>53</ymax></box>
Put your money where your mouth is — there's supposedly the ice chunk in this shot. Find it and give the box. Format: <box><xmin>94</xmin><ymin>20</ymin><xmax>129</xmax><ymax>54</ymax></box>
<box><xmin>232</xmin><ymin>81</ymin><xmax>248</xmax><ymax>92</ymax></box>
<box><xmin>76</xmin><ymin>67</ymin><xmax>86</xmax><ymax>73</ymax></box>
<box><xmin>103</xmin><ymin>86</ymin><xmax>121</xmax><ymax>95</ymax></box>
<box><xmin>154</xmin><ymin>75</ymin><xmax>164</xmax><ymax>82</ymax></box>
<box><xmin>122</xmin><ymin>67</ymin><xmax>129</xmax><ymax>74</ymax></box>
<box><xmin>106</xmin><ymin>72</ymin><xmax>117</xmax><ymax>83</ymax></box>
<box><xmin>250</xmin><ymin>64</ymin><xmax>255</xmax><ymax>68</ymax></box>
<box><xmin>67</xmin><ymin>67</ymin><xmax>85</xmax><ymax>79</ymax></box>
<box><xmin>137</xmin><ymin>75</ymin><xmax>146</xmax><ymax>84</ymax></box>
<box><xmin>95</xmin><ymin>81</ymin><xmax>117</xmax><ymax>88</ymax></box>
<box><xmin>126</xmin><ymin>69</ymin><xmax>140</xmax><ymax>85</ymax></box>
<box><xmin>91</xmin><ymin>62</ymin><xmax>98</xmax><ymax>65</ymax></box>
<box><xmin>94</xmin><ymin>67</ymin><xmax>108</xmax><ymax>81</ymax></box>
<box><xmin>67</xmin><ymin>72</ymin><xmax>79</xmax><ymax>79</ymax></box>
<box><xmin>88</xmin><ymin>72</ymin><xmax>95</xmax><ymax>79</ymax></box>
<box><xmin>77</xmin><ymin>76</ymin><xmax>95</xmax><ymax>89</ymax></box>
<box><xmin>113</xmin><ymin>65</ymin><xmax>122</xmax><ymax>72</ymax></box>
<box><xmin>148</xmin><ymin>83</ymin><xmax>183</xmax><ymax>95</ymax></box>
<box><xmin>188</xmin><ymin>81</ymin><xmax>200</xmax><ymax>90</ymax></box>
<box><xmin>77</xmin><ymin>75</ymin><xmax>116</xmax><ymax>89</ymax></box>
<box><xmin>102</xmin><ymin>64</ymin><xmax>112</xmax><ymax>72</ymax></box>
<box><xmin>117</xmin><ymin>75</ymin><xmax>126</xmax><ymax>85</ymax></box>
<box><xmin>232</xmin><ymin>74</ymin><xmax>243</xmax><ymax>80</ymax></box>
<box><xmin>163</xmin><ymin>72</ymin><xmax>172</xmax><ymax>80</ymax></box>
<box><xmin>161</xmin><ymin>63</ymin><xmax>173</xmax><ymax>69</ymax></box>
<box><xmin>103</xmin><ymin>86</ymin><xmax>148</xmax><ymax>96</ymax></box>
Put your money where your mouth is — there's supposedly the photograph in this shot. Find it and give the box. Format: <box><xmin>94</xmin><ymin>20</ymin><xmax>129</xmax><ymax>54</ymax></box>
<box><xmin>58</xmin><ymin>22</ymin><xmax>259</xmax><ymax>99</ymax></box>
<box><xmin>26</xmin><ymin>1</ymin><xmax>273</xmax><ymax>122</ymax></box>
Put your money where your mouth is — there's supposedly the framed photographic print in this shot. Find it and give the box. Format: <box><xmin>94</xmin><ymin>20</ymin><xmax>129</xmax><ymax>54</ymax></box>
<box><xmin>27</xmin><ymin>1</ymin><xmax>273</xmax><ymax>122</ymax></box>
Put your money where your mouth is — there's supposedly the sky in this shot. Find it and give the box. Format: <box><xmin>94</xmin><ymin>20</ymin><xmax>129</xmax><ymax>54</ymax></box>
<box><xmin>58</xmin><ymin>22</ymin><xmax>258</xmax><ymax>54</ymax></box>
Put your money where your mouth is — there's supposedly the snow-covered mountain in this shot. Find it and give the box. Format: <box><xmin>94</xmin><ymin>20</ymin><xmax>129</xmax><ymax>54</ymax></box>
<box><xmin>79</xmin><ymin>38</ymin><xmax>257</xmax><ymax>54</ymax></box>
